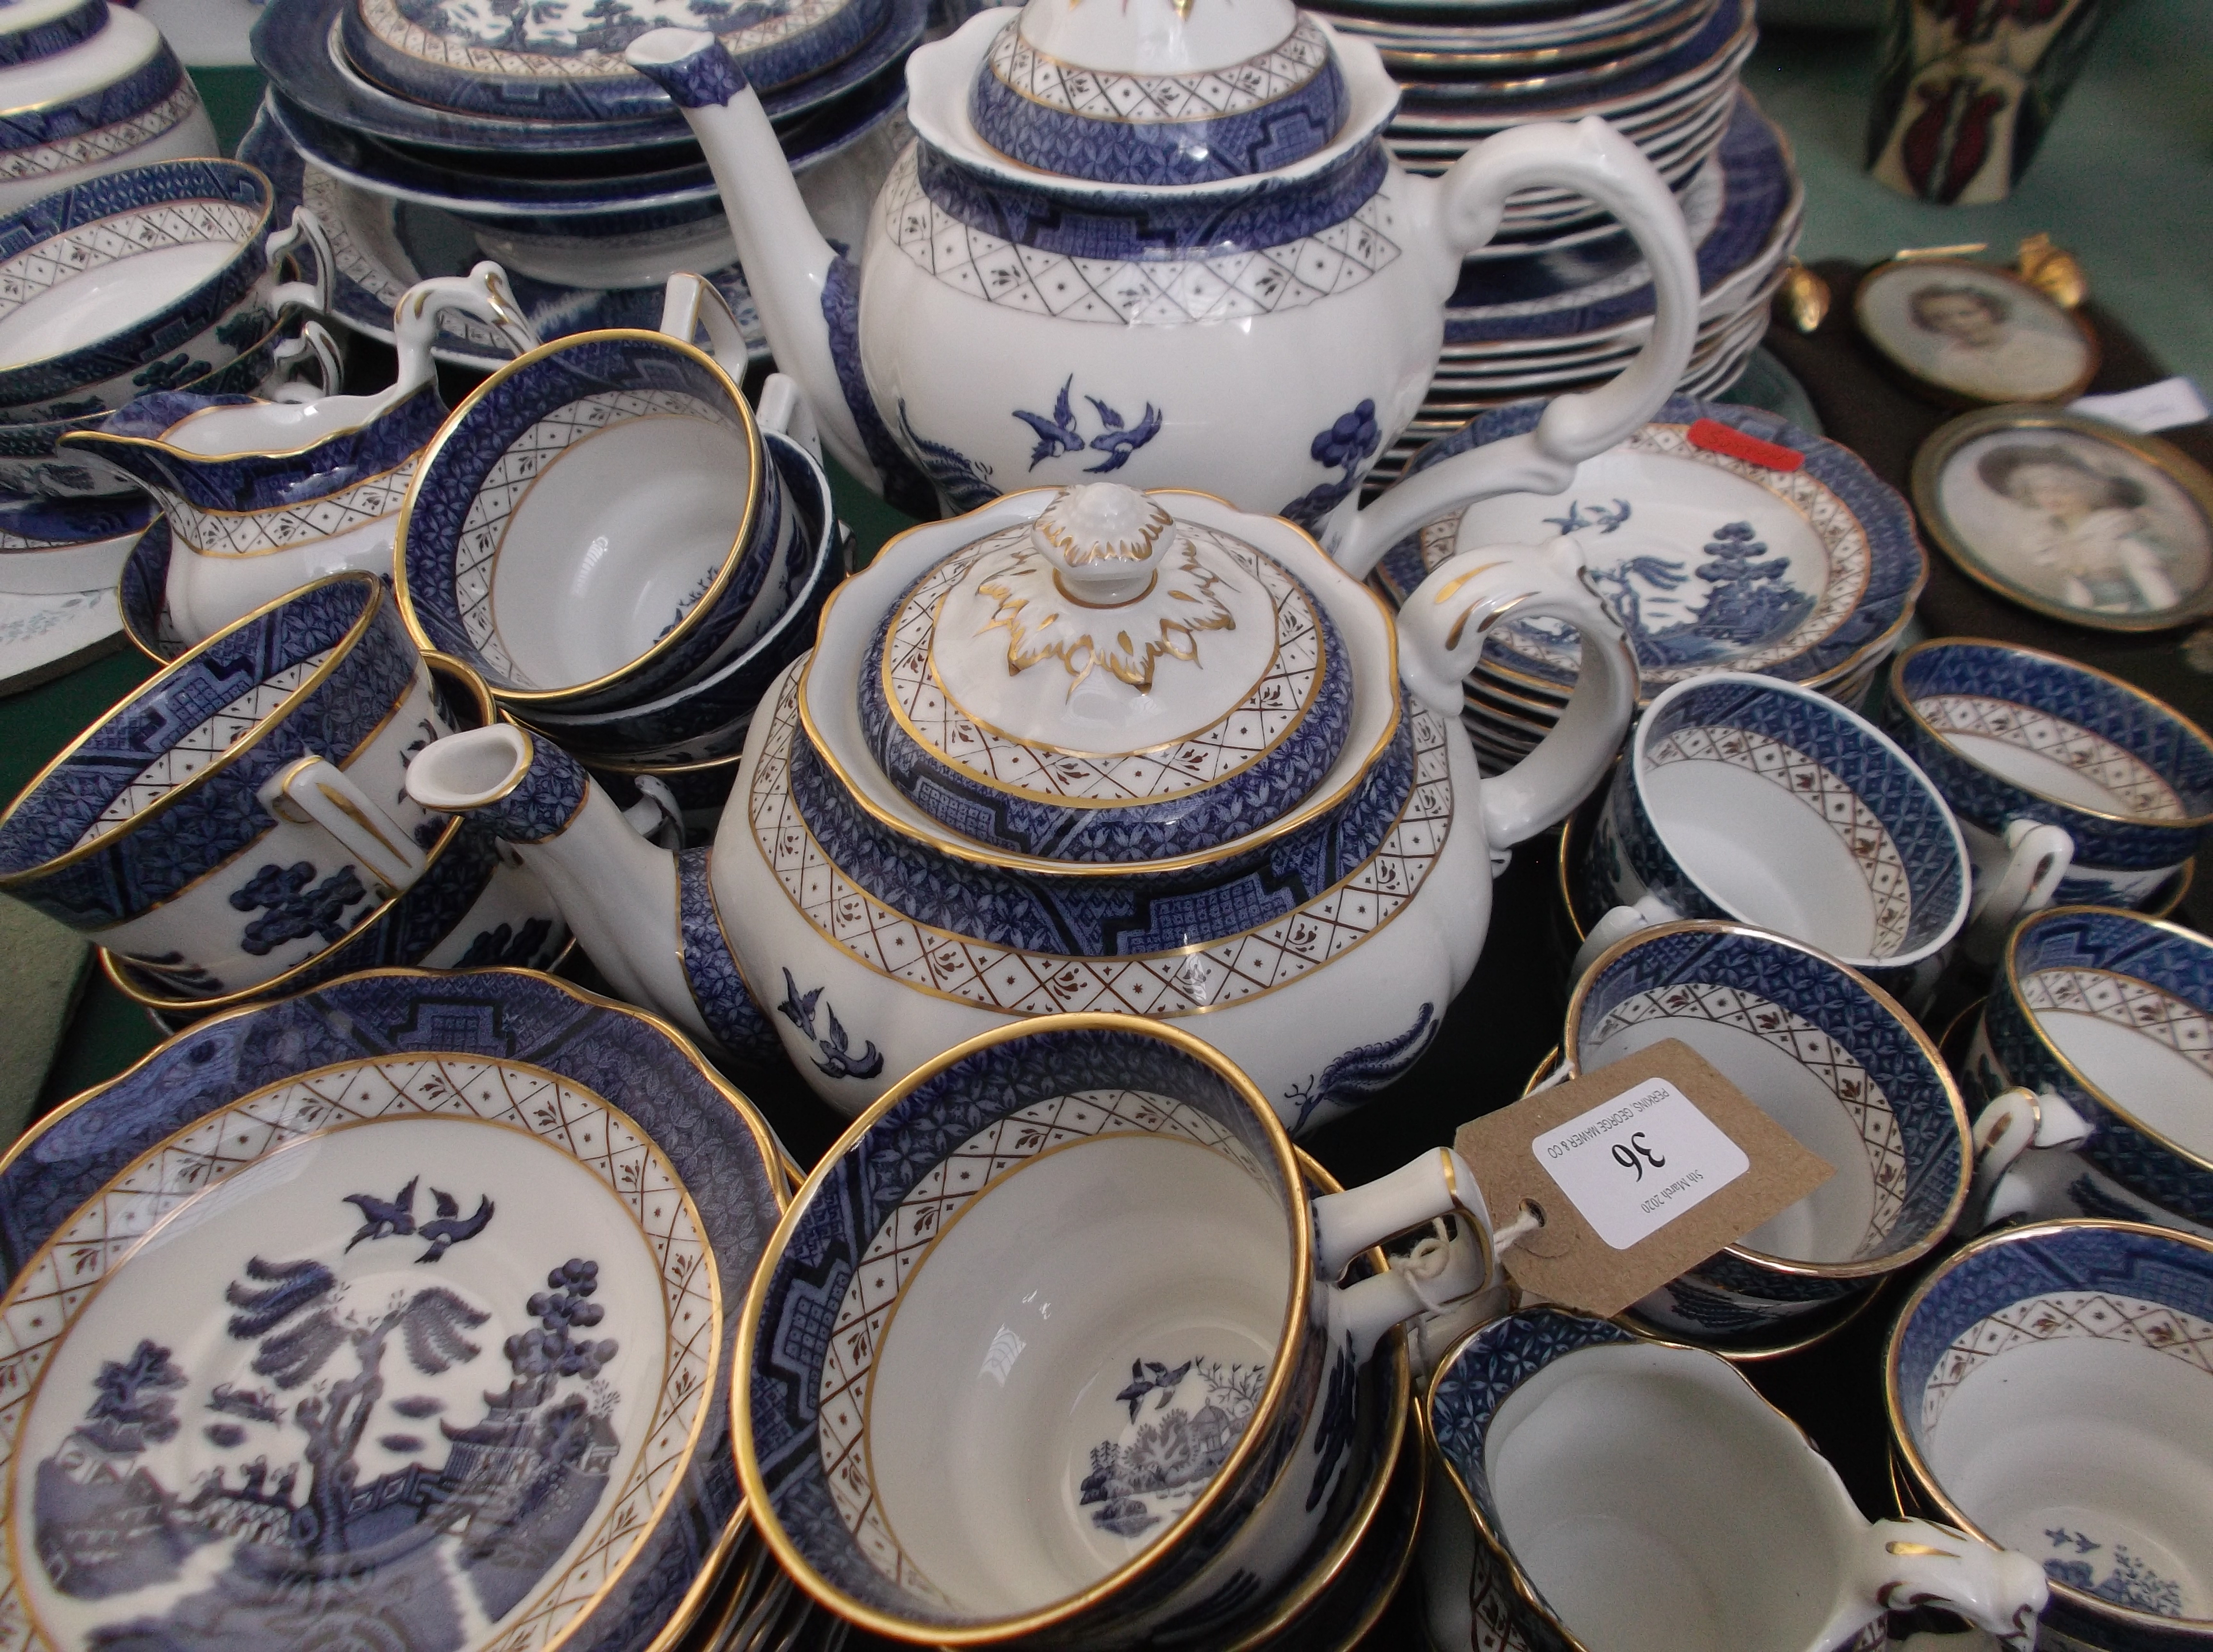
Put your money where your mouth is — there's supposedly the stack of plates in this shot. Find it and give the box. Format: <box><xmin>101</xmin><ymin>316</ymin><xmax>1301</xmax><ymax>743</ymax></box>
<box><xmin>248</xmin><ymin>0</ymin><xmax>924</xmax><ymax>369</ymax></box>
<box><xmin>1369</xmin><ymin>396</ymin><xmax>1926</xmax><ymax>775</ymax></box>
<box><xmin>1325</xmin><ymin>0</ymin><xmax>1798</xmax><ymax>487</ymax></box>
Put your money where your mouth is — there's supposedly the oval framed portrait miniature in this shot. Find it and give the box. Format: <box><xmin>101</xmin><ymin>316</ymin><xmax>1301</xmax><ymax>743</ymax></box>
<box><xmin>1912</xmin><ymin>406</ymin><xmax>2213</xmax><ymax>632</ymax></box>
<box><xmin>1854</xmin><ymin>259</ymin><xmax>2098</xmax><ymax>407</ymax></box>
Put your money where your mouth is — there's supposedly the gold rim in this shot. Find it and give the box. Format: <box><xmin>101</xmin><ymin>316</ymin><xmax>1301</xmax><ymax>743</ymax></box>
<box><xmin>1616</xmin><ymin>1267</ymin><xmax>1893</xmax><ymax>1363</ymax></box>
<box><xmin>0</xmin><ymin>570</ymin><xmax>389</xmax><ymax>887</ymax></box>
<box><xmin>1883</xmin><ymin>1216</ymin><xmax>2213</xmax><ymax>1633</ymax></box>
<box><xmin>1911</xmin><ymin>404</ymin><xmax>2213</xmax><ymax>636</ymax></box>
<box><xmin>796</xmin><ymin>486</ymin><xmax>1403</xmax><ymax>879</ymax></box>
<box><xmin>1562</xmin><ymin>917</ymin><xmax>1972</xmax><ymax>1279</ymax></box>
<box><xmin>0</xmin><ymin>964</ymin><xmax>789</xmax><ymax>1652</ymax></box>
<box><xmin>92</xmin><ymin>651</ymin><xmax>497</xmax><ymax>1013</ymax></box>
<box><xmin>1889</xmin><ymin>635</ymin><xmax>2213</xmax><ymax>828</ymax></box>
<box><xmin>732</xmin><ymin>1013</ymin><xmax>1310</xmax><ymax>1645</ymax></box>
<box><xmin>59</xmin><ymin>377</ymin><xmax>443</xmax><ymax>468</ymax></box>
<box><xmin>1857</xmin><ymin>262</ymin><xmax>2101</xmax><ymax>412</ymax></box>
<box><xmin>1999</xmin><ymin>903</ymin><xmax>2213</xmax><ymax>1179</ymax></box>
<box><xmin>2151</xmin><ymin>856</ymin><xmax>2195</xmax><ymax>916</ymax></box>
<box><xmin>391</xmin><ymin>328</ymin><xmax>764</xmax><ymax>706</ymax></box>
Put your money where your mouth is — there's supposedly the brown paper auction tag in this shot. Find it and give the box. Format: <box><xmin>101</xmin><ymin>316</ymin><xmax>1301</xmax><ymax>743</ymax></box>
<box><xmin>1454</xmin><ymin>1038</ymin><xmax>1835</xmax><ymax>1320</ymax></box>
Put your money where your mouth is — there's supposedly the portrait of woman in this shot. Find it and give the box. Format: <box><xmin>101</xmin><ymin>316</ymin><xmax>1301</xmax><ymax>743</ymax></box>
<box><xmin>1856</xmin><ymin>261</ymin><xmax>2095</xmax><ymax>404</ymax></box>
<box><xmin>1920</xmin><ymin>412</ymin><xmax>2213</xmax><ymax>629</ymax></box>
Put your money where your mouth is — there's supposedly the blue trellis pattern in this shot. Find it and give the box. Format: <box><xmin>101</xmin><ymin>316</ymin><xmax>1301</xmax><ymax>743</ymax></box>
<box><xmin>750</xmin><ymin>1024</ymin><xmax>1305</xmax><ymax>1625</ymax></box>
<box><xmin>676</xmin><ymin>847</ymin><xmax>781</xmax><ymax>1065</ymax></box>
<box><xmin>0</xmin><ymin>159</ymin><xmax>273</xmax><ymax>410</ymax></box>
<box><xmin>881</xmin><ymin>141</ymin><xmax>1403</xmax><ymax>326</ymax></box>
<box><xmin>1887</xmin><ymin>640</ymin><xmax>2213</xmax><ymax>874</ymax></box>
<box><xmin>1893</xmin><ymin>1224</ymin><xmax>2213</xmax><ymax>1647</ymax></box>
<box><xmin>0</xmin><ymin>968</ymin><xmax>782</xmax><ymax>1652</ymax></box>
<box><xmin>858</xmin><ymin>526</ymin><xmax>1354</xmax><ymax>863</ymax></box>
<box><xmin>353</xmin><ymin>0</ymin><xmax>889</xmax><ymax>120</ymax></box>
<box><xmin>1378</xmin><ymin>397</ymin><xmax>1921</xmax><ymax>698</ymax></box>
<box><xmin>0</xmin><ymin>577</ymin><xmax>423</xmax><ymax>930</ymax></box>
<box><xmin>0</xmin><ymin>0</ymin><xmax>108</xmax><ymax>68</ymax></box>
<box><xmin>1983</xmin><ymin>908</ymin><xmax>2213</xmax><ymax>1226</ymax></box>
<box><xmin>0</xmin><ymin>46</ymin><xmax>200</xmax><ymax>193</ymax></box>
<box><xmin>969</xmin><ymin>16</ymin><xmax>1346</xmax><ymax>186</ymax></box>
<box><xmin>465</xmin><ymin>737</ymin><xmax>590</xmax><ymax>846</ymax></box>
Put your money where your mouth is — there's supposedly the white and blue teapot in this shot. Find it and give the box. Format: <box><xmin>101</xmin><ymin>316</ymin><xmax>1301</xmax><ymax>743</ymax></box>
<box><xmin>622</xmin><ymin>0</ymin><xmax>1698</xmax><ymax>571</ymax></box>
<box><xmin>404</xmin><ymin>477</ymin><xmax>1636</xmax><ymax>1133</ymax></box>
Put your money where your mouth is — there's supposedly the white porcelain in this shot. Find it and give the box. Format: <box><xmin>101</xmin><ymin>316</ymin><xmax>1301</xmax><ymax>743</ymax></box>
<box><xmin>63</xmin><ymin>264</ymin><xmax>539</xmax><ymax>646</ymax></box>
<box><xmin>0</xmin><ymin>6</ymin><xmax>219</xmax><ymax>218</ymax></box>
<box><xmin>1423</xmin><ymin>1310</ymin><xmax>2049</xmax><ymax>1652</ymax></box>
<box><xmin>737</xmin><ymin>1016</ymin><xmax>1500</xmax><ymax>1642</ymax></box>
<box><xmin>405</xmin><ymin>479</ymin><xmax>1639</xmax><ymax>1130</ymax></box>
<box><xmin>623</xmin><ymin>2</ymin><xmax>1700</xmax><ymax>547</ymax></box>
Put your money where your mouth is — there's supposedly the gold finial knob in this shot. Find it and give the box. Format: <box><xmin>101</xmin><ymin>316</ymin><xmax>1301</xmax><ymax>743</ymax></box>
<box><xmin>1777</xmin><ymin>259</ymin><xmax>1831</xmax><ymax>333</ymax></box>
<box><xmin>2016</xmin><ymin>232</ymin><xmax>2087</xmax><ymax>308</ymax></box>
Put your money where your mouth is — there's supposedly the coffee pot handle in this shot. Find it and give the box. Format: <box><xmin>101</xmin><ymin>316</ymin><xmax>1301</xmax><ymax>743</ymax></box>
<box><xmin>1961</xmin><ymin>1084</ymin><xmax>2095</xmax><ymax>1234</ymax></box>
<box><xmin>1330</xmin><ymin>117</ymin><xmax>1697</xmax><ymax>582</ymax></box>
<box><xmin>257</xmin><ymin>753</ymin><xmax>431</xmax><ymax>897</ymax></box>
<box><xmin>1398</xmin><ymin>536</ymin><xmax>1637</xmax><ymax>849</ymax></box>
<box><xmin>1312</xmin><ymin>1149</ymin><xmax>1502</xmax><ymax>1359</ymax></box>
<box><xmin>1855</xmin><ymin>1518</ymin><xmax>2048</xmax><ymax>1651</ymax></box>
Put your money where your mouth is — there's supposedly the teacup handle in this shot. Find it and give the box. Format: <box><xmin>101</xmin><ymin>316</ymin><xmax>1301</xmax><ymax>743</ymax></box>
<box><xmin>265</xmin><ymin>206</ymin><xmax>334</xmax><ymax>316</ymax></box>
<box><xmin>392</xmin><ymin>261</ymin><xmax>538</xmax><ymax>394</ymax></box>
<box><xmin>1331</xmin><ymin>117</ymin><xmax>1697</xmax><ymax>581</ymax></box>
<box><xmin>1856</xmin><ymin>1518</ymin><xmax>2048</xmax><ymax>1651</ymax></box>
<box><xmin>258</xmin><ymin>754</ymin><xmax>431</xmax><ymax>897</ymax></box>
<box><xmin>1568</xmin><ymin>894</ymin><xmax>1678</xmax><ymax>983</ymax></box>
<box><xmin>1397</xmin><ymin>536</ymin><xmax>1636</xmax><ymax>849</ymax></box>
<box><xmin>1312</xmin><ymin>1149</ymin><xmax>1499</xmax><ymax>1359</ymax></box>
<box><xmin>1963</xmin><ymin>820</ymin><xmax>2074</xmax><ymax>964</ymax></box>
<box><xmin>1961</xmin><ymin>1084</ymin><xmax>2095</xmax><ymax>1234</ymax></box>
<box><xmin>660</xmin><ymin>271</ymin><xmax>755</xmax><ymax>370</ymax></box>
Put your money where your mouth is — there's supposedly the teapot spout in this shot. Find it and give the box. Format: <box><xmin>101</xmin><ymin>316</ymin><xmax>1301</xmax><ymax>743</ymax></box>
<box><xmin>404</xmin><ymin>724</ymin><xmax>780</xmax><ymax>1064</ymax></box>
<box><xmin>626</xmin><ymin>28</ymin><xmax>889</xmax><ymax>499</ymax></box>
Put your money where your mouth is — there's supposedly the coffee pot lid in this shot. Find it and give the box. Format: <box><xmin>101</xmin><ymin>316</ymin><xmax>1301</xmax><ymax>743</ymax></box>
<box><xmin>966</xmin><ymin>0</ymin><xmax>1349</xmax><ymax>186</ymax></box>
<box><xmin>860</xmin><ymin>483</ymin><xmax>1355</xmax><ymax>863</ymax></box>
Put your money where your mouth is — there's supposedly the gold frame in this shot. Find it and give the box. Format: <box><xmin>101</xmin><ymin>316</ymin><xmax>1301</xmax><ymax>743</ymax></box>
<box><xmin>1909</xmin><ymin>406</ymin><xmax>2213</xmax><ymax>632</ymax></box>
<box><xmin>1853</xmin><ymin>258</ymin><xmax>2100</xmax><ymax>410</ymax></box>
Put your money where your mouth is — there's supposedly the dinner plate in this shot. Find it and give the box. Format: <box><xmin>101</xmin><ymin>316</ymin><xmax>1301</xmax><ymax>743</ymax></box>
<box><xmin>238</xmin><ymin>107</ymin><xmax>771</xmax><ymax>371</ymax></box>
<box><xmin>0</xmin><ymin>967</ymin><xmax>787</xmax><ymax>1652</ymax></box>
<box><xmin>1372</xmin><ymin>395</ymin><xmax>1924</xmax><ymax>705</ymax></box>
<box><xmin>1391</xmin><ymin>0</ymin><xmax>1749</xmax><ymax>115</ymax></box>
<box><xmin>1318</xmin><ymin>0</ymin><xmax>1710</xmax><ymax>62</ymax></box>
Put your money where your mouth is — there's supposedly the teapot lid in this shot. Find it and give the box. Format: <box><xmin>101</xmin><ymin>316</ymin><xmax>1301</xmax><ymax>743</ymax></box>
<box><xmin>860</xmin><ymin>482</ymin><xmax>1355</xmax><ymax>863</ymax></box>
<box><xmin>967</xmin><ymin>0</ymin><xmax>1350</xmax><ymax>186</ymax></box>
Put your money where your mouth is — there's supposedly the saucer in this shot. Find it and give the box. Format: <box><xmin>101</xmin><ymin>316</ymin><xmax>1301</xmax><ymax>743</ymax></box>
<box><xmin>1243</xmin><ymin>1409</ymin><xmax>1424</xmax><ymax>1650</ymax></box>
<box><xmin>0</xmin><ymin>967</ymin><xmax>787</xmax><ymax>1652</ymax></box>
<box><xmin>0</xmin><ymin>585</ymin><xmax>122</xmax><ymax>692</ymax></box>
<box><xmin>238</xmin><ymin>107</ymin><xmax>767</xmax><ymax>372</ymax></box>
<box><xmin>0</xmin><ymin>489</ymin><xmax>155</xmax><ymax>598</ymax></box>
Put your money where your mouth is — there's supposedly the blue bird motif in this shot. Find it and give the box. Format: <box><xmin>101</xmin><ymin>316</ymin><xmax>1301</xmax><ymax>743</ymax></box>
<box><xmin>1014</xmin><ymin>376</ymin><xmax>1085</xmax><ymax>468</ymax></box>
<box><xmin>414</xmin><ymin>1189</ymin><xmax>495</xmax><ymax>1263</ymax></box>
<box><xmin>341</xmin><ymin>1178</ymin><xmax>417</xmax><ymax>1251</ymax></box>
<box><xmin>1084</xmin><ymin>398</ymin><xmax>1164</xmax><ymax>474</ymax></box>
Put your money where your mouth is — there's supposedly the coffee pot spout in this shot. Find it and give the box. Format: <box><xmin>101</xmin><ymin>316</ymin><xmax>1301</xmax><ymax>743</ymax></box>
<box><xmin>626</xmin><ymin>28</ymin><xmax>883</xmax><ymax>496</ymax></box>
<box><xmin>405</xmin><ymin>724</ymin><xmax>777</xmax><ymax>1064</ymax></box>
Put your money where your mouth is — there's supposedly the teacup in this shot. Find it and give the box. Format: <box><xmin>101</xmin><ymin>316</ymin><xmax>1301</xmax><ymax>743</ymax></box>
<box><xmin>394</xmin><ymin>328</ymin><xmax>797</xmax><ymax>718</ymax></box>
<box><xmin>0</xmin><ymin>311</ymin><xmax>339</xmax><ymax>498</ymax></box>
<box><xmin>1888</xmin><ymin>639</ymin><xmax>2213</xmax><ymax>920</ymax></box>
<box><xmin>1888</xmin><ymin>1218</ymin><xmax>2213</xmax><ymax>1649</ymax></box>
<box><xmin>1959</xmin><ymin>905</ymin><xmax>2213</xmax><ymax>1239</ymax></box>
<box><xmin>0</xmin><ymin>571</ymin><xmax>459</xmax><ymax>998</ymax></box>
<box><xmin>518</xmin><ymin>426</ymin><xmax>835</xmax><ymax>760</ymax></box>
<box><xmin>0</xmin><ymin>158</ymin><xmax>331</xmax><ymax>424</ymax></box>
<box><xmin>1564</xmin><ymin>921</ymin><xmax>1971</xmax><ymax>1340</ymax></box>
<box><xmin>1580</xmin><ymin>671</ymin><xmax>1972</xmax><ymax>1007</ymax></box>
<box><xmin>737</xmin><ymin>1015</ymin><xmax>1498</xmax><ymax>1644</ymax></box>
<box><xmin>1423</xmin><ymin>1307</ymin><xmax>2048</xmax><ymax>1652</ymax></box>
<box><xmin>97</xmin><ymin>652</ymin><xmax>570</xmax><ymax>1018</ymax></box>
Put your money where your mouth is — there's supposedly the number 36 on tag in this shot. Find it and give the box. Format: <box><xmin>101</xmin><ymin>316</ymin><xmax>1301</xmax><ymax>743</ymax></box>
<box><xmin>1533</xmin><ymin>1078</ymin><xmax>1750</xmax><ymax>1250</ymax></box>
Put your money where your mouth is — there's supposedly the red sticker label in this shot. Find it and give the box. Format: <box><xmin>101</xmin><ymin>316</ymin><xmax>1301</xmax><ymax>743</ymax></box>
<box><xmin>1687</xmin><ymin>418</ymin><xmax>1805</xmax><ymax>472</ymax></box>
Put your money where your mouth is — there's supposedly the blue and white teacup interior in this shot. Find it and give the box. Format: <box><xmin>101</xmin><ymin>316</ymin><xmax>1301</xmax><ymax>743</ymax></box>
<box><xmin>1977</xmin><ymin>906</ymin><xmax>2213</xmax><ymax>1233</ymax></box>
<box><xmin>1592</xmin><ymin>672</ymin><xmax>1970</xmax><ymax>977</ymax></box>
<box><xmin>1891</xmin><ymin>639</ymin><xmax>2213</xmax><ymax>910</ymax></box>
<box><xmin>1889</xmin><ymin>1219</ymin><xmax>2213</xmax><ymax>1641</ymax></box>
<box><xmin>1569</xmin><ymin>922</ymin><xmax>1968</xmax><ymax>1336</ymax></box>
<box><xmin>397</xmin><ymin>331</ymin><xmax>777</xmax><ymax>710</ymax></box>
<box><xmin>0</xmin><ymin>571</ymin><xmax>448</xmax><ymax>996</ymax></box>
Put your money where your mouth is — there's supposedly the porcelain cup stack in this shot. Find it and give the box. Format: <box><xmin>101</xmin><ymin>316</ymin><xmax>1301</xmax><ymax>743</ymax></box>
<box><xmin>1330</xmin><ymin>0</ymin><xmax>1801</xmax><ymax>484</ymax></box>
<box><xmin>244</xmin><ymin>0</ymin><xmax>924</xmax><ymax>375</ymax></box>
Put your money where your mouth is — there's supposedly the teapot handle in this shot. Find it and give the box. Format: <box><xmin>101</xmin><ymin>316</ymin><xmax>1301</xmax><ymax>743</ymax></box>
<box><xmin>1399</xmin><ymin>535</ymin><xmax>1637</xmax><ymax>849</ymax></box>
<box><xmin>1332</xmin><ymin>116</ymin><xmax>1698</xmax><ymax>582</ymax></box>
